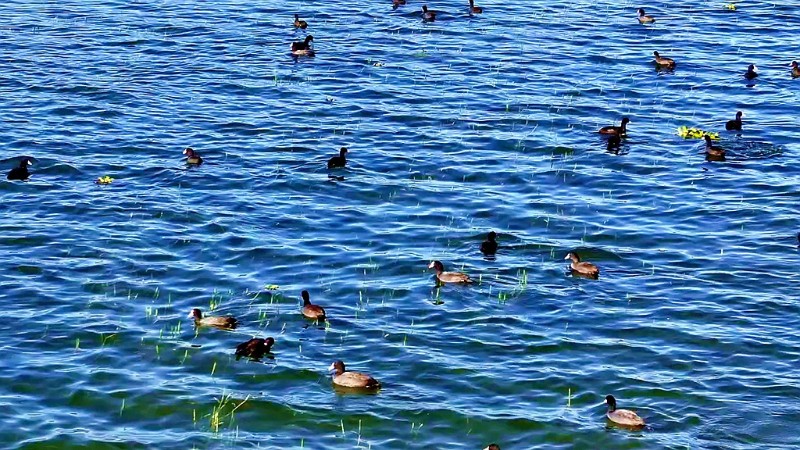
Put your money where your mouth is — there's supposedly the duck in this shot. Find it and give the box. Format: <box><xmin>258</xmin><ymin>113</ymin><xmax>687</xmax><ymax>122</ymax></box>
<box><xmin>637</xmin><ymin>8</ymin><xmax>655</xmax><ymax>23</ymax></box>
<box><xmin>393</xmin><ymin>0</ymin><xmax>407</xmax><ymax>7</ymax></box>
<box><xmin>422</xmin><ymin>5</ymin><xmax>436</xmax><ymax>21</ymax></box>
<box><xmin>725</xmin><ymin>111</ymin><xmax>743</xmax><ymax>131</ymax></box>
<box><xmin>653</xmin><ymin>51</ymin><xmax>676</xmax><ymax>69</ymax></box>
<box><xmin>605</xmin><ymin>395</ymin><xmax>646</xmax><ymax>427</ymax></box>
<box><xmin>294</xmin><ymin>14</ymin><xmax>308</xmax><ymax>29</ymax></box>
<box><xmin>469</xmin><ymin>0</ymin><xmax>483</xmax><ymax>14</ymax></box>
<box><xmin>480</xmin><ymin>231</ymin><xmax>498</xmax><ymax>255</ymax></box>
<box><xmin>327</xmin><ymin>147</ymin><xmax>348</xmax><ymax>169</ymax></box>
<box><xmin>744</xmin><ymin>64</ymin><xmax>758</xmax><ymax>80</ymax></box>
<box><xmin>564</xmin><ymin>252</ymin><xmax>599</xmax><ymax>279</ymax></box>
<box><xmin>791</xmin><ymin>61</ymin><xmax>800</xmax><ymax>78</ymax></box>
<box><xmin>484</xmin><ymin>445</ymin><xmax>500</xmax><ymax>450</ymax></box>
<box><xmin>704</xmin><ymin>135</ymin><xmax>725</xmax><ymax>159</ymax></box>
<box><xmin>189</xmin><ymin>308</ymin><xmax>238</xmax><ymax>329</ymax></box>
<box><xmin>291</xmin><ymin>35</ymin><xmax>314</xmax><ymax>56</ymax></box>
<box><xmin>428</xmin><ymin>260</ymin><xmax>473</xmax><ymax>284</ymax></box>
<box><xmin>235</xmin><ymin>337</ymin><xmax>275</xmax><ymax>360</ymax></box>
<box><xmin>7</xmin><ymin>157</ymin><xmax>33</xmax><ymax>181</ymax></box>
<box><xmin>598</xmin><ymin>117</ymin><xmax>630</xmax><ymax>136</ymax></box>
<box><xmin>606</xmin><ymin>134</ymin><xmax>622</xmax><ymax>152</ymax></box>
<box><xmin>329</xmin><ymin>360</ymin><xmax>381</xmax><ymax>389</ymax></box>
<box><xmin>183</xmin><ymin>147</ymin><xmax>203</xmax><ymax>165</ymax></box>
<box><xmin>301</xmin><ymin>290</ymin><xmax>326</xmax><ymax>321</ymax></box>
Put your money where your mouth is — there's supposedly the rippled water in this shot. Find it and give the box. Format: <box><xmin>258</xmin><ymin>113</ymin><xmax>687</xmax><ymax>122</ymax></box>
<box><xmin>2</xmin><ymin>0</ymin><xmax>799</xmax><ymax>448</ymax></box>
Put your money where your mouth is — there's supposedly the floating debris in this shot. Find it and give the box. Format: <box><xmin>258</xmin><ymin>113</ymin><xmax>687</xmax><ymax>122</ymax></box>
<box><xmin>678</xmin><ymin>126</ymin><xmax>720</xmax><ymax>140</ymax></box>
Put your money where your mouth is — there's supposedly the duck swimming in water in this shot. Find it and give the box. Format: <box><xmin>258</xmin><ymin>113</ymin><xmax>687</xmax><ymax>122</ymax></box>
<box><xmin>790</xmin><ymin>61</ymin><xmax>799</xmax><ymax>78</ymax></box>
<box><xmin>565</xmin><ymin>252</ymin><xmax>599</xmax><ymax>279</ymax></box>
<box><xmin>469</xmin><ymin>0</ymin><xmax>483</xmax><ymax>14</ymax></box>
<box><xmin>598</xmin><ymin>117</ymin><xmax>630</xmax><ymax>136</ymax></box>
<box><xmin>428</xmin><ymin>260</ymin><xmax>473</xmax><ymax>284</ymax></box>
<box><xmin>294</xmin><ymin>14</ymin><xmax>308</xmax><ymax>29</ymax></box>
<box><xmin>7</xmin><ymin>157</ymin><xmax>33</xmax><ymax>181</ymax></box>
<box><xmin>422</xmin><ymin>5</ymin><xmax>436</xmax><ymax>21</ymax></box>
<box><xmin>329</xmin><ymin>360</ymin><xmax>381</xmax><ymax>390</ymax></box>
<box><xmin>725</xmin><ymin>111</ymin><xmax>743</xmax><ymax>131</ymax></box>
<box><xmin>744</xmin><ymin>64</ymin><xmax>758</xmax><ymax>80</ymax></box>
<box><xmin>183</xmin><ymin>147</ymin><xmax>203</xmax><ymax>165</ymax></box>
<box><xmin>605</xmin><ymin>395</ymin><xmax>646</xmax><ymax>428</ymax></box>
<box><xmin>704</xmin><ymin>135</ymin><xmax>726</xmax><ymax>160</ymax></box>
<box><xmin>653</xmin><ymin>51</ymin><xmax>676</xmax><ymax>69</ymax></box>
<box><xmin>637</xmin><ymin>8</ymin><xmax>655</xmax><ymax>23</ymax></box>
<box><xmin>327</xmin><ymin>147</ymin><xmax>348</xmax><ymax>169</ymax></box>
<box><xmin>291</xmin><ymin>35</ymin><xmax>314</xmax><ymax>56</ymax></box>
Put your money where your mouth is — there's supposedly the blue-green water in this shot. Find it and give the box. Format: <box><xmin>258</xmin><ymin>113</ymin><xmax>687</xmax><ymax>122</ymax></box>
<box><xmin>1</xmin><ymin>1</ymin><xmax>799</xmax><ymax>448</ymax></box>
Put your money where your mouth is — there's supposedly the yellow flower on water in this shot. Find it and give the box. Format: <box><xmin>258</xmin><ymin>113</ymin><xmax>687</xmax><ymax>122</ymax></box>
<box><xmin>264</xmin><ymin>284</ymin><xmax>280</xmax><ymax>291</ymax></box>
<box><xmin>96</xmin><ymin>176</ymin><xmax>114</xmax><ymax>184</ymax></box>
<box><xmin>677</xmin><ymin>126</ymin><xmax>720</xmax><ymax>140</ymax></box>
<box><xmin>724</xmin><ymin>3</ymin><xmax>736</xmax><ymax>10</ymax></box>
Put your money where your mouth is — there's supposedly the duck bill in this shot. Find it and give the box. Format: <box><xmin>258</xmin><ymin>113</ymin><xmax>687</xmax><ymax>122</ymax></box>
<box><xmin>327</xmin><ymin>363</ymin><xmax>336</xmax><ymax>372</ymax></box>
<box><xmin>427</xmin><ymin>261</ymin><xmax>435</xmax><ymax>269</ymax></box>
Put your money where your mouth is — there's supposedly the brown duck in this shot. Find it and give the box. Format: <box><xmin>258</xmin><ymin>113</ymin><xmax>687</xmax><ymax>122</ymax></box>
<box><xmin>301</xmin><ymin>290</ymin><xmax>326</xmax><ymax>320</ymax></box>
<box><xmin>428</xmin><ymin>260</ymin><xmax>473</xmax><ymax>284</ymax></box>
<box><xmin>564</xmin><ymin>252</ymin><xmax>599</xmax><ymax>279</ymax></box>
<box><xmin>183</xmin><ymin>147</ymin><xmax>203</xmax><ymax>165</ymax></box>
<box><xmin>329</xmin><ymin>360</ymin><xmax>381</xmax><ymax>389</ymax></box>
<box><xmin>189</xmin><ymin>308</ymin><xmax>238</xmax><ymax>329</ymax></box>
<box><xmin>294</xmin><ymin>14</ymin><xmax>308</xmax><ymax>29</ymax></box>
<box><xmin>605</xmin><ymin>395</ymin><xmax>646</xmax><ymax>427</ymax></box>
<box><xmin>235</xmin><ymin>337</ymin><xmax>275</xmax><ymax>360</ymax></box>
<box><xmin>704</xmin><ymin>135</ymin><xmax>725</xmax><ymax>160</ymax></box>
<box><xmin>598</xmin><ymin>117</ymin><xmax>629</xmax><ymax>136</ymax></box>
<box><xmin>653</xmin><ymin>51</ymin><xmax>676</xmax><ymax>69</ymax></box>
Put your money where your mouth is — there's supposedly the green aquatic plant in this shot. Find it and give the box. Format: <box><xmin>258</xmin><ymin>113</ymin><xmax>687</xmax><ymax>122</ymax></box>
<box><xmin>207</xmin><ymin>391</ymin><xmax>250</xmax><ymax>433</ymax></box>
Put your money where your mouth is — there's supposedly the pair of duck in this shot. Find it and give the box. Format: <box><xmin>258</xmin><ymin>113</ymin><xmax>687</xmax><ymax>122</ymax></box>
<box><xmin>190</xmin><ymin>290</ymin><xmax>326</xmax><ymax>329</ymax></box>
<box><xmin>428</xmin><ymin>250</ymin><xmax>599</xmax><ymax>284</ymax></box>
<box><xmin>414</xmin><ymin>1</ymin><xmax>482</xmax><ymax>21</ymax></box>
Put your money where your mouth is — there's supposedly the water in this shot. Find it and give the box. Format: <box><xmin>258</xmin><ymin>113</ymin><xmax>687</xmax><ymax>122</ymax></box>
<box><xmin>1</xmin><ymin>0</ymin><xmax>799</xmax><ymax>448</ymax></box>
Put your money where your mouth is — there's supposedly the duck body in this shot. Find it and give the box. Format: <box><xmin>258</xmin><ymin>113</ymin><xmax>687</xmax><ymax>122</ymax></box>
<box><xmin>294</xmin><ymin>14</ymin><xmax>308</xmax><ymax>29</ymax></box>
<box><xmin>704</xmin><ymin>135</ymin><xmax>725</xmax><ymax>159</ymax></box>
<box><xmin>653</xmin><ymin>51</ymin><xmax>676</xmax><ymax>69</ymax></box>
<box><xmin>790</xmin><ymin>61</ymin><xmax>799</xmax><ymax>78</ymax></box>
<box><xmin>329</xmin><ymin>360</ymin><xmax>381</xmax><ymax>390</ymax></box>
<box><xmin>606</xmin><ymin>395</ymin><xmax>645</xmax><ymax>427</ymax></box>
<box><xmin>291</xmin><ymin>35</ymin><xmax>315</xmax><ymax>55</ymax></box>
<box><xmin>189</xmin><ymin>308</ymin><xmax>238</xmax><ymax>329</ymax></box>
<box><xmin>301</xmin><ymin>290</ymin><xmax>326</xmax><ymax>320</ymax></box>
<box><xmin>327</xmin><ymin>147</ymin><xmax>348</xmax><ymax>169</ymax></box>
<box><xmin>480</xmin><ymin>231</ymin><xmax>498</xmax><ymax>255</ymax></box>
<box><xmin>598</xmin><ymin>117</ymin><xmax>630</xmax><ymax>136</ymax></box>
<box><xmin>744</xmin><ymin>64</ymin><xmax>758</xmax><ymax>80</ymax></box>
<box><xmin>183</xmin><ymin>147</ymin><xmax>203</xmax><ymax>165</ymax></box>
<box><xmin>429</xmin><ymin>260</ymin><xmax>473</xmax><ymax>284</ymax></box>
<box><xmin>637</xmin><ymin>8</ymin><xmax>655</xmax><ymax>23</ymax></box>
<box><xmin>565</xmin><ymin>252</ymin><xmax>599</xmax><ymax>279</ymax></box>
<box><xmin>7</xmin><ymin>157</ymin><xmax>32</xmax><ymax>181</ymax></box>
<box><xmin>484</xmin><ymin>446</ymin><xmax>501</xmax><ymax>450</ymax></box>
<box><xmin>725</xmin><ymin>111</ymin><xmax>743</xmax><ymax>131</ymax></box>
<box><xmin>469</xmin><ymin>0</ymin><xmax>483</xmax><ymax>14</ymax></box>
<box><xmin>422</xmin><ymin>5</ymin><xmax>436</xmax><ymax>21</ymax></box>
<box><xmin>235</xmin><ymin>337</ymin><xmax>275</xmax><ymax>359</ymax></box>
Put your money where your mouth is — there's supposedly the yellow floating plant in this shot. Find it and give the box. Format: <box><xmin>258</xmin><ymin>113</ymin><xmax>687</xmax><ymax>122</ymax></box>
<box><xmin>677</xmin><ymin>126</ymin><xmax>720</xmax><ymax>140</ymax></box>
